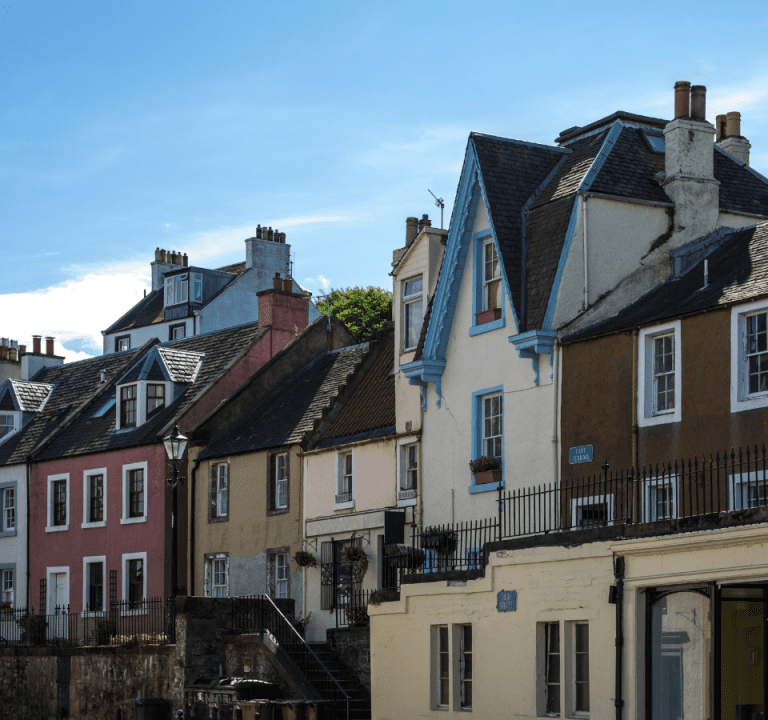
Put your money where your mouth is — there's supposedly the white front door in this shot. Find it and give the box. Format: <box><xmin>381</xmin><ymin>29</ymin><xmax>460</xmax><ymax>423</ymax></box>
<box><xmin>48</xmin><ymin>570</ymin><xmax>69</xmax><ymax>638</ymax></box>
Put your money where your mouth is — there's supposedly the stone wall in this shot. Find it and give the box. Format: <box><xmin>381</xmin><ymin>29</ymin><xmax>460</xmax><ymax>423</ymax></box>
<box><xmin>325</xmin><ymin>626</ymin><xmax>371</xmax><ymax>693</ymax></box>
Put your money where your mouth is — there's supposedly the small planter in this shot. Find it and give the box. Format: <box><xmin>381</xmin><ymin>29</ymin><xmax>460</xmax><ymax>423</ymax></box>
<box><xmin>343</xmin><ymin>603</ymin><xmax>369</xmax><ymax>625</ymax></box>
<box><xmin>473</xmin><ymin>469</ymin><xmax>502</xmax><ymax>485</ymax></box>
<box><xmin>475</xmin><ymin>307</ymin><xmax>502</xmax><ymax>325</ymax></box>
<box><xmin>293</xmin><ymin>550</ymin><xmax>317</xmax><ymax>568</ymax></box>
<box><xmin>421</xmin><ymin>529</ymin><xmax>457</xmax><ymax>554</ymax></box>
<box><xmin>385</xmin><ymin>544</ymin><xmax>426</xmax><ymax>569</ymax></box>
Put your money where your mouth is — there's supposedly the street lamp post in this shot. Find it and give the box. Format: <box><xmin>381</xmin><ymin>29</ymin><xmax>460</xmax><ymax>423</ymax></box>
<box><xmin>163</xmin><ymin>424</ymin><xmax>188</xmax><ymax>599</ymax></box>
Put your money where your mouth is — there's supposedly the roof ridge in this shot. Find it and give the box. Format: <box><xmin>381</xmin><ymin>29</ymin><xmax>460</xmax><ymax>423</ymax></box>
<box><xmin>715</xmin><ymin>143</ymin><xmax>768</xmax><ymax>188</ymax></box>
<box><xmin>470</xmin><ymin>132</ymin><xmax>567</xmax><ymax>154</ymax></box>
<box><xmin>579</xmin><ymin>121</ymin><xmax>624</xmax><ymax>194</ymax></box>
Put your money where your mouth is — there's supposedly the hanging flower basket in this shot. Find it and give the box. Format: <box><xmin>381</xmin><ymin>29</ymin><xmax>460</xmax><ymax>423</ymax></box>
<box><xmin>385</xmin><ymin>543</ymin><xmax>426</xmax><ymax>569</ymax></box>
<box><xmin>420</xmin><ymin>527</ymin><xmax>457</xmax><ymax>554</ymax></box>
<box><xmin>293</xmin><ymin>550</ymin><xmax>317</xmax><ymax>568</ymax></box>
<box><xmin>341</xmin><ymin>545</ymin><xmax>368</xmax><ymax>580</ymax></box>
<box><xmin>0</xmin><ymin>601</ymin><xmax>12</xmax><ymax>616</ymax></box>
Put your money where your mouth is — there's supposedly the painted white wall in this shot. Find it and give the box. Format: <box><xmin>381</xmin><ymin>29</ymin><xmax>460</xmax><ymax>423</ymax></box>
<box><xmin>103</xmin><ymin>317</ymin><xmax>194</xmax><ymax>355</ymax></box>
<box><xmin>420</xmin><ymin>201</ymin><xmax>554</xmax><ymax>527</ymax></box>
<box><xmin>0</xmin><ymin>463</ymin><xmax>27</xmax><ymax>609</ymax></box>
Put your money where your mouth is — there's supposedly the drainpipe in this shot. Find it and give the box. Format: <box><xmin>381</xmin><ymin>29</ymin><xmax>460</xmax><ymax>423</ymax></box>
<box><xmin>521</xmin><ymin>207</ymin><xmax>529</xmax><ymax>332</ymax></box>
<box><xmin>631</xmin><ymin>329</ymin><xmax>639</xmax><ymax>521</ymax></box>
<box><xmin>582</xmin><ymin>194</ymin><xmax>589</xmax><ymax>310</ymax></box>
<box><xmin>552</xmin><ymin>342</ymin><xmax>560</xmax><ymax>486</ymax></box>
<box><xmin>189</xmin><ymin>456</ymin><xmax>202</xmax><ymax>595</ymax></box>
<box><xmin>26</xmin><ymin>457</ymin><xmax>31</xmax><ymax>610</ymax></box>
<box><xmin>614</xmin><ymin>555</ymin><xmax>625</xmax><ymax>720</ymax></box>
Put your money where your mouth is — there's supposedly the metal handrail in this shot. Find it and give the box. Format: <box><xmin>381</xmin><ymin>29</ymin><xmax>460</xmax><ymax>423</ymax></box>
<box><xmin>257</xmin><ymin>594</ymin><xmax>351</xmax><ymax>720</ymax></box>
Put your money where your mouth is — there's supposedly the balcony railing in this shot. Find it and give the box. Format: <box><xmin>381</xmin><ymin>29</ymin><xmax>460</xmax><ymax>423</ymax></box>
<box><xmin>400</xmin><ymin>444</ymin><xmax>768</xmax><ymax>578</ymax></box>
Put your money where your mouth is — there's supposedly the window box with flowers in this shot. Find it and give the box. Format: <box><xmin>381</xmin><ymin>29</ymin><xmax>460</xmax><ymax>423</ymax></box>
<box><xmin>469</xmin><ymin>455</ymin><xmax>501</xmax><ymax>485</ymax></box>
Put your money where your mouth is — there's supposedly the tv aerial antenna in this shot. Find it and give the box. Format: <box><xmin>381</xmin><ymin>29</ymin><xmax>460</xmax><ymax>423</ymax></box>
<box><xmin>428</xmin><ymin>189</ymin><xmax>445</xmax><ymax>229</ymax></box>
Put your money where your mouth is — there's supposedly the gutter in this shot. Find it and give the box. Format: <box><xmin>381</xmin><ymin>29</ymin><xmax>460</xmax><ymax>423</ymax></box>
<box><xmin>614</xmin><ymin>555</ymin><xmax>625</xmax><ymax>720</ymax></box>
<box><xmin>26</xmin><ymin>456</ymin><xmax>31</xmax><ymax>610</ymax></box>
<box><xmin>189</xmin><ymin>456</ymin><xmax>202</xmax><ymax>595</ymax></box>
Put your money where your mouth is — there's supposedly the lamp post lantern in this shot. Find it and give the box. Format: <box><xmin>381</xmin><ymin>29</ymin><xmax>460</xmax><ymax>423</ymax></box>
<box><xmin>163</xmin><ymin>424</ymin><xmax>188</xmax><ymax>598</ymax></box>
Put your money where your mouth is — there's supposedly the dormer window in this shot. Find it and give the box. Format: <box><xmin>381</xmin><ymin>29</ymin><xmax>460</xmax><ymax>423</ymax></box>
<box><xmin>0</xmin><ymin>414</ymin><xmax>16</xmax><ymax>439</ymax></box>
<box><xmin>165</xmin><ymin>272</ymin><xmax>203</xmax><ymax>307</ymax></box>
<box><xmin>483</xmin><ymin>239</ymin><xmax>501</xmax><ymax>311</ymax></box>
<box><xmin>146</xmin><ymin>384</ymin><xmax>165</xmax><ymax>417</ymax></box>
<box><xmin>120</xmin><ymin>386</ymin><xmax>137</xmax><ymax>428</ymax></box>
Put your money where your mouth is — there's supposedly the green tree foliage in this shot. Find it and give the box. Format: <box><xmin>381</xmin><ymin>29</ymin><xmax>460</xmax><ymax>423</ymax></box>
<box><xmin>316</xmin><ymin>286</ymin><xmax>393</xmax><ymax>342</ymax></box>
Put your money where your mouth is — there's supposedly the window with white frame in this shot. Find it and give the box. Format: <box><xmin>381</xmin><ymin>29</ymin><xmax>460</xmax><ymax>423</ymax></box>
<box><xmin>82</xmin><ymin>470</ymin><xmax>106</xmax><ymax>527</ymax></box>
<box><xmin>336</xmin><ymin>452</ymin><xmax>353</xmax><ymax>505</ymax></box>
<box><xmin>121</xmin><ymin>462</ymin><xmax>147</xmax><ymax>524</ymax></box>
<box><xmin>730</xmin><ymin>471</ymin><xmax>768</xmax><ymax>510</ymax></box>
<box><xmin>165</xmin><ymin>273</ymin><xmax>189</xmax><ymax>306</ymax></box>
<box><xmin>192</xmin><ymin>273</ymin><xmax>203</xmax><ymax>303</ymax></box>
<box><xmin>544</xmin><ymin>622</ymin><xmax>560</xmax><ymax>715</ymax></box>
<box><xmin>115</xmin><ymin>336</ymin><xmax>130</xmax><ymax>353</ymax></box>
<box><xmin>0</xmin><ymin>413</ymin><xmax>17</xmax><ymax>439</ymax></box>
<box><xmin>46</xmin><ymin>473</ymin><xmax>69</xmax><ymax>532</ymax></box>
<box><xmin>571</xmin><ymin>494</ymin><xmax>613</xmax><ymax>528</ymax></box>
<box><xmin>638</xmin><ymin>321</ymin><xmax>681</xmax><ymax>427</ymax></box>
<box><xmin>209</xmin><ymin>462</ymin><xmax>229</xmax><ymax>520</ymax></box>
<box><xmin>269</xmin><ymin>550</ymin><xmax>289</xmax><ymax>599</ymax></box>
<box><xmin>169</xmin><ymin>324</ymin><xmax>186</xmax><ymax>341</ymax></box>
<box><xmin>434</xmin><ymin>625</ymin><xmax>450</xmax><ymax>708</ymax></box>
<box><xmin>1</xmin><ymin>485</ymin><xmax>15</xmax><ymax>534</ymax></box>
<box><xmin>120</xmin><ymin>385</ymin><xmax>137</xmax><ymax>428</ymax></box>
<box><xmin>122</xmin><ymin>552</ymin><xmax>146</xmax><ymax>609</ymax></box>
<box><xmin>729</xmin><ymin>301</ymin><xmax>768</xmax><ymax>412</ymax></box>
<box><xmin>539</xmin><ymin>621</ymin><xmax>589</xmax><ymax>717</ymax></box>
<box><xmin>1</xmin><ymin>567</ymin><xmax>13</xmax><ymax>605</ymax></box>
<box><xmin>482</xmin><ymin>392</ymin><xmax>503</xmax><ymax>459</ymax></box>
<box><xmin>483</xmin><ymin>239</ymin><xmax>501</xmax><ymax>311</ymax></box>
<box><xmin>402</xmin><ymin>276</ymin><xmax>423</xmax><ymax>351</ymax></box>
<box><xmin>271</xmin><ymin>452</ymin><xmax>288</xmax><ymax>510</ymax></box>
<box><xmin>574</xmin><ymin>623</ymin><xmax>590</xmax><ymax>714</ymax></box>
<box><xmin>146</xmin><ymin>384</ymin><xmax>165</xmax><ymax>417</ymax></box>
<box><xmin>212</xmin><ymin>558</ymin><xmax>228</xmax><ymax>597</ymax></box>
<box><xmin>82</xmin><ymin>556</ymin><xmax>106</xmax><ymax>613</ymax></box>
<box><xmin>399</xmin><ymin>443</ymin><xmax>418</xmax><ymax>499</ymax></box>
<box><xmin>431</xmin><ymin>623</ymin><xmax>473</xmax><ymax>711</ymax></box>
<box><xmin>458</xmin><ymin>624</ymin><xmax>473</xmax><ymax>710</ymax></box>
<box><xmin>642</xmin><ymin>475</ymin><xmax>678</xmax><ymax>521</ymax></box>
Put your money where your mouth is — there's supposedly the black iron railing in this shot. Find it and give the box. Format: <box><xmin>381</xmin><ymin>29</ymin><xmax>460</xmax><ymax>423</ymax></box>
<box><xmin>0</xmin><ymin>597</ymin><xmax>175</xmax><ymax>647</ymax></box>
<box><xmin>230</xmin><ymin>594</ymin><xmax>351</xmax><ymax>720</ymax></box>
<box><xmin>334</xmin><ymin>589</ymin><xmax>373</xmax><ymax>628</ymax></box>
<box><xmin>402</xmin><ymin>444</ymin><xmax>768</xmax><ymax>577</ymax></box>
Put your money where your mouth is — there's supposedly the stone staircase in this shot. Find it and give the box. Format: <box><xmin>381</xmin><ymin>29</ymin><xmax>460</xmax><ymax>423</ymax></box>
<box><xmin>303</xmin><ymin>641</ymin><xmax>371</xmax><ymax>720</ymax></box>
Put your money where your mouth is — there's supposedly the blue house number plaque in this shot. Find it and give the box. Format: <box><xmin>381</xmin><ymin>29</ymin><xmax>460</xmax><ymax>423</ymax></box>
<box><xmin>569</xmin><ymin>445</ymin><xmax>593</xmax><ymax>464</ymax></box>
<box><xmin>497</xmin><ymin>590</ymin><xmax>517</xmax><ymax>612</ymax></box>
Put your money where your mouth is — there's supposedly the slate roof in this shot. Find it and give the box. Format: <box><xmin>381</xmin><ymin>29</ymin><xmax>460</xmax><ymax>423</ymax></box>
<box><xmin>158</xmin><ymin>347</ymin><xmax>204</xmax><ymax>382</ymax></box>
<box><xmin>9</xmin><ymin>380</ymin><xmax>55</xmax><ymax>412</ymax></box>
<box><xmin>216</xmin><ymin>261</ymin><xmax>247</xmax><ymax>276</ymax></box>
<box><xmin>0</xmin><ymin>347</ymin><xmax>146</xmax><ymax>466</ymax></box>
<box><xmin>564</xmin><ymin>222</ymin><xmax>768</xmax><ymax>341</ymax></box>
<box><xmin>471</xmin><ymin>134</ymin><xmax>566</xmax><ymax>319</ymax></box>
<box><xmin>199</xmin><ymin>343</ymin><xmax>370</xmax><ymax>460</ymax></box>
<box><xmin>104</xmin><ymin>289</ymin><xmax>165</xmax><ymax>335</ymax></box>
<box><xmin>318</xmin><ymin>334</ymin><xmax>395</xmax><ymax>445</ymax></box>
<box><xmin>34</xmin><ymin>323</ymin><xmax>263</xmax><ymax>462</ymax></box>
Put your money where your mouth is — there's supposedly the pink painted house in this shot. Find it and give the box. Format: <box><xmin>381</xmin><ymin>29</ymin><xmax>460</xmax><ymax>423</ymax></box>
<box><xmin>27</xmin><ymin>286</ymin><xmax>311</xmax><ymax>615</ymax></box>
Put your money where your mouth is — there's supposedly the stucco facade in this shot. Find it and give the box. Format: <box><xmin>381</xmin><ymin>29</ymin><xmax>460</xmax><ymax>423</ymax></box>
<box><xmin>0</xmin><ymin>463</ymin><xmax>27</xmax><ymax>609</ymax></box>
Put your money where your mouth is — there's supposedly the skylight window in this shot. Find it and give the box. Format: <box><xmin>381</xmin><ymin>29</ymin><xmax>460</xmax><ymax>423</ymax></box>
<box><xmin>93</xmin><ymin>397</ymin><xmax>116</xmax><ymax>418</ymax></box>
<box><xmin>644</xmin><ymin>133</ymin><xmax>665</xmax><ymax>153</ymax></box>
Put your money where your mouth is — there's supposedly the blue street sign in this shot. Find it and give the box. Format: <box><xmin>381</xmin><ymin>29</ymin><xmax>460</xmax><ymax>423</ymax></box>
<box><xmin>569</xmin><ymin>445</ymin><xmax>593</xmax><ymax>464</ymax></box>
<box><xmin>497</xmin><ymin>590</ymin><xmax>517</xmax><ymax>612</ymax></box>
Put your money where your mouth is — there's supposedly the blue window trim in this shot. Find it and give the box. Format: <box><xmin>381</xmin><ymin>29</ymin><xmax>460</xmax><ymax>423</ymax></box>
<box><xmin>0</xmin><ymin>481</ymin><xmax>17</xmax><ymax>537</ymax></box>
<box><xmin>0</xmin><ymin>561</ymin><xmax>16</xmax><ymax>605</ymax></box>
<box><xmin>469</xmin><ymin>229</ymin><xmax>506</xmax><ymax>337</ymax></box>
<box><xmin>469</xmin><ymin>385</ymin><xmax>504</xmax><ymax>494</ymax></box>
<box><xmin>466</xmin><ymin>547</ymin><xmax>482</xmax><ymax>570</ymax></box>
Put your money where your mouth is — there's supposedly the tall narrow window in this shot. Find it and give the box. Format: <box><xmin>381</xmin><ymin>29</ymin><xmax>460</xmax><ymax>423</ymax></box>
<box><xmin>336</xmin><ymin>452</ymin><xmax>353</xmax><ymax>504</ymax></box>
<box><xmin>53</xmin><ymin>479</ymin><xmax>67</xmax><ymax>526</ymax></box>
<box><xmin>545</xmin><ymin>623</ymin><xmax>560</xmax><ymax>714</ymax></box>
<box><xmin>483</xmin><ymin>240</ymin><xmax>501</xmax><ymax>311</ymax></box>
<box><xmin>437</xmin><ymin>625</ymin><xmax>450</xmax><ymax>707</ymax></box>
<box><xmin>483</xmin><ymin>393</ymin><xmax>503</xmax><ymax>458</ymax></box>
<box><xmin>89</xmin><ymin>474</ymin><xmax>104</xmax><ymax>523</ymax></box>
<box><xmin>274</xmin><ymin>453</ymin><xmax>288</xmax><ymax>509</ymax></box>
<box><xmin>127</xmin><ymin>558</ymin><xmax>143</xmax><ymax>607</ymax></box>
<box><xmin>0</xmin><ymin>414</ymin><xmax>15</xmax><ymax>438</ymax></box>
<box><xmin>747</xmin><ymin>311</ymin><xmax>768</xmax><ymax>394</ymax></box>
<box><xmin>1</xmin><ymin>568</ymin><xmax>13</xmax><ymax>604</ymax></box>
<box><xmin>460</xmin><ymin>624</ymin><xmax>473</xmax><ymax>710</ymax></box>
<box><xmin>146</xmin><ymin>384</ymin><xmax>165</xmax><ymax>417</ymax></box>
<box><xmin>129</xmin><ymin>469</ymin><xmax>144</xmax><ymax>518</ymax></box>
<box><xmin>401</xmin><ymin>444</ymin><xmax>418</xmax><ymax>491</ymax></box>
<box><xmin>574</xmin><ymin>624</ymin><xmax>589</xmax><ymax>713</ymax></box>
<box><xmin>273</xmin><ymin>553</ymin><xmax>288</xmax><ymax>598</ymax></box>
<box><xmin>653</xmin><ymin>334</ymin><xmax>675</xmax><ymax>412</ymax></box>
<box><xmin>120</xmin><ymin>385</ymin><xmax>137</xmax><ymax>428</ymax></box>
<box><xmin>212</xmin><ymin>559</ymin><xmax>228</xmax><ymax>598</ymax></box>
<box><xmin>3</xmin><ymin>487</ymin><xmax>15</xmax><ymax>529</ymax></box>
<box><xmin>87</xmin><ymin>562</ymin><xmax>104</xmax><ymax>612</ymax></box>
<box><xmin>402</xmin><ymin>276</ymin><xmax>423</xmax><ymax>351</ymax></box>
<box><xmin>192</xmin><ymin>273</ymin><xmax>203</xmax><ymax>303</ymax></box>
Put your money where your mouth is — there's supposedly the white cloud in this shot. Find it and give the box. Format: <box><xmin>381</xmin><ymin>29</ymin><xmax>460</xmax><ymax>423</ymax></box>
<box><xmin>303</xmin><ymin>275</ymin><xmax>331</xmax><ymax>292</ymax></box>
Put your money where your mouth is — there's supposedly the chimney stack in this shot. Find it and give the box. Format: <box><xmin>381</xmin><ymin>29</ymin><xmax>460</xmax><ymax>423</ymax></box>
<box><xmin>32</xmin><ymin>335</ymin><xmax>41</xmax><ymax>354</ymax></box>
<box><xmin>717</xmin><ymin>110</ymin><xmax>751</xmax><ymax>166</ymax></box>
<box><xmin>663</xmin><ymin>81</ymin><xmax>719</xmax><ymax>247</ymax></box>
<box><xmin>45</xmin><ymin>337</ymin><xmax>54</xmax><ymax>356</ymax></box>
<box><xmin>273</xmin><ymin>272</ymin><xmax>283</xmax><ymax>291</ymax></box>
<box><xmin>405</xmin><ymin>217</ymin><xmax>418</xmax><ymax>247</ymax></box>
<box><xmin>418</xmin><ymin>214</ymin><xmax>432</xmax><ymax>234</ymax></box>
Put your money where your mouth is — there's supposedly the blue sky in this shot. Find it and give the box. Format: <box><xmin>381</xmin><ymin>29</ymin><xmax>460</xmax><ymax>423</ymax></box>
<box><xmin>3</xmin><ymin>0</ymin><xmax>768</xmax><ymax>359</ymax></box>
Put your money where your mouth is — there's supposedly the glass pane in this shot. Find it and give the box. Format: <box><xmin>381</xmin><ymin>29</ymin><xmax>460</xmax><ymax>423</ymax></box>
<box><xmin>463</xmin><ymin>625</ymin><xmax>472</xmax><ymax>653</ymax></box>
<box><xmin>723</xmin><ymin>588</ymin><xmax>765</xmax><ymax>599</ymax></box>
<box><xmin>576</xmin><ymin>652</ymin><xmax>589</xmax><ymax>682</ymax></box>
<box><xmin>576</xmin><ymin>683</ymin><xmax>590</xmax><ymax>712</ymax></box>
<box><xmin>439</xmin><ymin>651</ymin><xmax>448</xmax><ymax>675</ymax></box>
<box><xmin>651</xmin><ymin>591</ymin><xmax>710</xmax><ymax>720</ymax></box>
<box><xmin>547</xmin><ymin>685</ymin><xmax>560</xmax><ymax>714</ymax></box>
<box><xmin>576</xmin><ymin>623</ymin><xmax>589</xmax><ymax>652</ymax></box>
<box><xmin>721</xmin><ymin>597</ymin><xmax>764</xmax><ymax>720</ymax></box>
<box><xmin>547</xmin><ymin>654</ymin><xmax>560</xmax><ymax>683</ymax></box>
<box><xmin>548</xmin><ymin>623</ymin><xmax>560</xmax><ymax>652</ymax></box>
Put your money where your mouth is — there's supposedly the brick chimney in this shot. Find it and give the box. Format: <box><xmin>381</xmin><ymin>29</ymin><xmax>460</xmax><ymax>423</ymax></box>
<box><xmin>151</xmin><ymin>248</ymin><xmax>188</xmax><ymax>291</ymax></box>
<box><xmin>244</xmin><ymin>225</ymin><xmax>291</xmax><ymax>290</ymax></box>
<box><xmin>663</xmin><ymin>81</ymin><xmax>719</xmax><ymax>247</ymax></box>
<box><xmin>21</xmin><ymin>335</ymin><xmax>64</xmax><ymax>380</ymax></box>
<box><xmin>256</xmin><ymin>285</ymin><xmax>310</xmax><ymax>357</ymax></box>
<box><xmin>717</xmin><ymin>111</ymin><xmax>751</xmax><ymax>166</ymax></box>
<box><xmin>405</xmin><ymin>217</ymin><xmax>418</xmax><ymax>247</ymax></box>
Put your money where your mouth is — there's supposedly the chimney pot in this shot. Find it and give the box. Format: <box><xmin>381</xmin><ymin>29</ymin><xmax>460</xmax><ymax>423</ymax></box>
<box><xmin>100</xmin><ymin>369</ymin><xmax>106</xmax><ymax>383</ymax></box>
<box><xmin>256</xmin><ymin>224</ymin><xmax>262</xmax><ymax>239</ymax></box>
<box><xmin>405</xmin><ymin>217</ymin><xmax>419</xmax><ymax>247</ymax></box>
<box><xmin>716</xmin><ymin>115</ymin><xmax>727</xmax><ymax>142</ymax></box>
<box><xmin>32</xmin><ymin>336</ymin><xmax>41</xmax><ymax>354</ymax></box>
<box><xmin>268</xmin><ymin>227</ymin><xmax>274</xmax><ymax>241</ymax></box>
<box><xmin>161</xmin><ymin>249</ymin><xmax>168</xmax><ymax>263</ymax></box>
<box><xmin>155</xmin><ymin>248</ymin><xmax>162</xmax><ymax>262</ymax></box>
<box><xmin>1</xmin><ymin>338</ymin><xmax>7</xmax><ymax>346</ymax></box>
<box><xmin>690</xmin><ymin>85</ymin><xmax>706</xmax><ymax>121</ymax></box>
<box><xmin>19</xmin><ymin>344</ymin><xmax>26</xmax><ymax>356</ymax></box>
<box><xmin>183</xmin><ymin>252</ymin><xmax>188</xmax><ymax>267</ymax></box>
<box><xmin>726</xmin><ymin>111</ymin><xmax>741</xmax><ymax>138</ymax></box>
<box><xmin>282</xmin><ymin>278</ymin><xmax>292</xmax><ymax>293</ymax></box>
<box><xmin>45</xmin><ymin>337</ymin><xmax>54</xmax><ymax>356</ymax></box>
<box><xmin>273</xmin><ymin>272</ymin><xmax>282</xmax><ymax>291</ymax></box>
<box><xmin>674</xmin><ymin>81</ymin><xmax>691</xmax><ymax>119</ymax></box>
